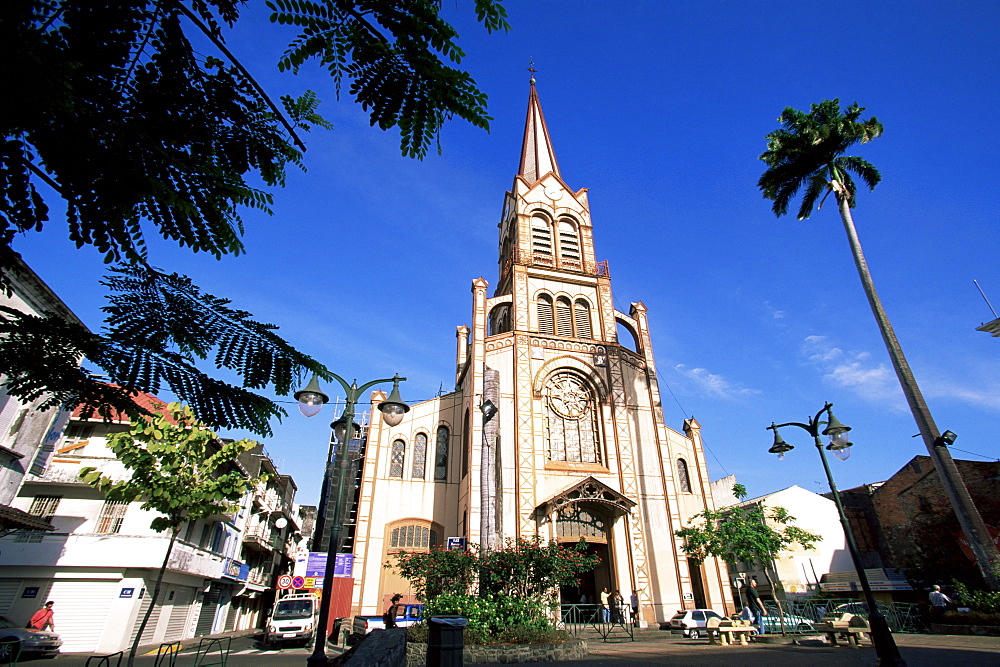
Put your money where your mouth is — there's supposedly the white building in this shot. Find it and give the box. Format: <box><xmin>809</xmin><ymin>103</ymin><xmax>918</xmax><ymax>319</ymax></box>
<box><xmin>0</xmin><ymin>393</ymin><xmax>302</xmax><ymax>653</ymax></box>
<box><xmin>712</xmin><ymin>479</ymin><xmax>852</xmax><ymax>603</ymax></box>
<box><xmin>0</xmin><ymin>256</ymin><xmax>79</xmax><ymax>522</ymax></box>
<box><xmin>331</xmin><ymin>82</ymin><xmax>734</xmax><ymax>624</ymax></box>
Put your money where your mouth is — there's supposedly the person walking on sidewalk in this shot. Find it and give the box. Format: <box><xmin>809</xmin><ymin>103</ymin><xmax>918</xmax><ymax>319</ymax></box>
<box><xmin>29</xmin><ymin>601</ymin><xmax>55</xmax><ymax>631</ymax></box>
<box><xmin>745</xmin><ymin>579</ymin><xmax>767</xmax><ymax>631</ymax></box>
<box><xmin>929</xmin><ymin>584</ymin><xmax>952</xmax><ymax>619</ymax></box>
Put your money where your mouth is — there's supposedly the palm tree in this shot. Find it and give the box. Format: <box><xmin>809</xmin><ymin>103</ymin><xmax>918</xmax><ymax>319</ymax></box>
<box><xmin>758</xmin><ymin>100</ymin><xmax>999</xmax><ymax>590</ymax></box>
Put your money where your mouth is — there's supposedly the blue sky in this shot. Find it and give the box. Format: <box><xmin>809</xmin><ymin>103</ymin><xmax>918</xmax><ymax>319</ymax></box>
<box><xmin>14</xmin><ymin>1</ymin><xmax>999</xmax><ymax>507</ymax></box>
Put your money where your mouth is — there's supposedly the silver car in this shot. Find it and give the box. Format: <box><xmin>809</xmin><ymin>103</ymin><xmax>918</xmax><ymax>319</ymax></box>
<box><xmin>0</xmin><ymin>615</ymin><xmax>63</xmax><ymax>659</ymax></box>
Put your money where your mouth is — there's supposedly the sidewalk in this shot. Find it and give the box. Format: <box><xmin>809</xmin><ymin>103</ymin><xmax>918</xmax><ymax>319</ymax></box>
<box><xmin>528</xmin><ymin>629</ymin><xmax>1000</xmax><ymax>666</ymax></box>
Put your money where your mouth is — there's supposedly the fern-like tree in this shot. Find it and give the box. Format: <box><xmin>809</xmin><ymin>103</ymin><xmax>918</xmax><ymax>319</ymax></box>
<box><xmin>80</xmin><ymin>403</ymin><xmax>264</xmax><ymax>666</ymax></box>
<box><xmin>675</xmin><ymin>484</ymin><xmax>819</xmax><ymax>633</ymax></box>
<box><xmin>757</xmin><ymin>99</ymin><xmax>1000</xmax><ymax>590</ymax></box>
<box><xmin>0</xmin><ymin>0</ymin><xmax>509</xmax><ymax>434</ymax></box>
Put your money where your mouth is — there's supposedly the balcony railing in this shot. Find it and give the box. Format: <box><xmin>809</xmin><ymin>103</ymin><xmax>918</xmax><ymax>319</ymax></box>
<box><xmin>500</xmin><ymin>249</ymin><xmax>609</xmax><ymax>283</ymax></box>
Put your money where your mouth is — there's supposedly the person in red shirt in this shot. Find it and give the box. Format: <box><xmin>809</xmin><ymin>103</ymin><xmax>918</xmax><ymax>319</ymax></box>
<box><xmin>29</xmin><ymin>601</ymin><xmax>55</xmax><ymax>631</ymax></box>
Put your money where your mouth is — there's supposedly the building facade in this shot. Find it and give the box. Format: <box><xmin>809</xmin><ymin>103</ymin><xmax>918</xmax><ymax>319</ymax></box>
<box><xmin>0</xmin><ymin>256</ymin><xmax>79</xmax><ymax>525</ymax></box>
<box><xmin>0</xmin><ymin>393</ymin><xmax>304</xmax><ymax>652</ymax></box>
<box><xmin>343</xmin><ymin>82</ymin><xmax>734</xmax><ymax>624</ymax></box>
<box><xmin>711</xmin><ymin>480</ymin><xmax>854</xmax><ymax>604</ymax></box>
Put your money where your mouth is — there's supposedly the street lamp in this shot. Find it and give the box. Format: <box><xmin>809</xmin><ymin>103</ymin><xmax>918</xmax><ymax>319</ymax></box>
<box><xmin>767</xmin><ymin>403</ymin><xmax>905</xmax><ymax>666</ymax></box>
<box><xmin>295</xmin><ymin>373</ymin><xmax>409</xmax><ymax>666</ymax></box>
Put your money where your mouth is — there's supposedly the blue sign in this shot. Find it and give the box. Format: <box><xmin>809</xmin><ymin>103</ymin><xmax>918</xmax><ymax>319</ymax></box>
<box><xmin>306</xmin><ymin>552</ymin><xmax>354</xmax><ymax>578</ymax></box>
<box><xmin>306</xmin><ymin>552</ymin><xmax>327</xmax><ymax>578</ymax></box>
<box><xmin>120</xmin><ymin>588</ymin><xmax>135</xmax><ymax>598</ymax></box>
<box><xmin>333</xmin><ymin>553</ymin><xmax>354</xmax><ymax>578</ymax></box>
<box><xmin>447</xmin><ymin>537</ymin><xmax>467</xmax><ymax>551</ymax></box>
<box><xmin>21</xmin><ymin>587</ymin><xmax>39</xmax><ymax>598</ymax></box>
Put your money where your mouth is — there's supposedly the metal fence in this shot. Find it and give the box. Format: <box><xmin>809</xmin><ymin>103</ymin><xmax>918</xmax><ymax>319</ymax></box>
<box><xmin>780</xmin><ymin>598</ymin><xmax>924</xmax><ymax>633</ymax></box>
<box><xmin>558</xmin><ymin>604</ymin><xmax>635</xmax><ymax>641</ymax></box>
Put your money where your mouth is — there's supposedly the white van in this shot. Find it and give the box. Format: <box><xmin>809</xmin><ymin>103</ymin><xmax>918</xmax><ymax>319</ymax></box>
<box><xmin>265</xmin><ymin>594</ymin><xmax>320</xmax><ymax>647</ymax></box>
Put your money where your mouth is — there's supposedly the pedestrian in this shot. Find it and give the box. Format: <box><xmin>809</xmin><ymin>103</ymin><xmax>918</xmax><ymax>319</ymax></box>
<box><xmin>29</xmin><ymin>601</ymin><xmax>55</xmax><ymax>631</ymax></box>
<box><xmin>630</xmin><ymin>591</ymin><xmax>639</xmax><ymax>627</ymax></box>
<box><xmin>611</xmin><ymin>590</ymin><xmax>624</xmax><ymax>623</ymax></box>
<box><xmin>929</xmin><ymin>584</ymin><xmax>952</xmax><ymax>619</ymax></box>
<box><xmin>599</xmin><ymin>587</ymin><xmax>610</xmax><ymax>623</ymax></box>
<box><xmin>745</xmin><ymin>579</ymin><xmax>767</xmax><ymax>631</ymax></box>
<box><xmin>383</xmin><ymin>593</ymin><xmax>402</xmax><ymax>628</ymax></box>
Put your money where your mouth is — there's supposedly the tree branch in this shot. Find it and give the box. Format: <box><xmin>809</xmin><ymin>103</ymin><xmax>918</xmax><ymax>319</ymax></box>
<box><xmin>175</xmin><ymin>2</ymin><xmax>307</xmax><ymax>151</ymax></box>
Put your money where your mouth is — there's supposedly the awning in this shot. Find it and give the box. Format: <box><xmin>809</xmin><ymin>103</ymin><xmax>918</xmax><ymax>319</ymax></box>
<box><xmin>0</xmin><ymin>503</ymin><xmax>55</xmax><ymax>535</ymax></box>
<box><xmin>819</xmin><ymin>568</ymin><xmax>913</xmax><ymax>592</ymax></box>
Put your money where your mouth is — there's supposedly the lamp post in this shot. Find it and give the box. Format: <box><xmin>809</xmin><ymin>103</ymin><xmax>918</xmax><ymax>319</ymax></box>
<box><xmin>295</xmin><ymin>373</ymin><xmax>409</xmax><ymax>666</ymax></box>
<box><xmin>767</xmin><ymin>403</ymin><xmax>904</xmax><ymax>666</ymax></box>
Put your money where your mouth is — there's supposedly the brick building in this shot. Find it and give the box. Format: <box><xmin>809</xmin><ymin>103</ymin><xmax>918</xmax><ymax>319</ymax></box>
<box><xmin>834</xmin><ymin>455</ymin><xmax>999</xmax><ymax>591</ymax></box>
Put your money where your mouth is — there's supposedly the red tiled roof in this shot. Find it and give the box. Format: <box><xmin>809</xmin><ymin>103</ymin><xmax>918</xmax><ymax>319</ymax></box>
<box><xmin>71</xmin><ymin>384</ymin><xmax>174</xmax><ymax>424</ymax></box>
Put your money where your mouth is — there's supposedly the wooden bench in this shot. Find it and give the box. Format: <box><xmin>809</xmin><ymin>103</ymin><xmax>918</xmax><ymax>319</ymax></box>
<box><xmin>706</xmin><ymin>616</ymin><xmax>754</xmax><ymax>646</ymax></box>
<box><xmin>813</xmin><ymin>613</ymin><xmax>870</xmax><ymax>647</ymax></box>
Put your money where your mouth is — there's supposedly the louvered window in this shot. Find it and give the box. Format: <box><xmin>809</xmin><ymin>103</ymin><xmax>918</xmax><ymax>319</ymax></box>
<box><xmin>390</xmin><ymin>439</ymin><xmax>405</xmax><ymax>477</ymax></box>
<box><xmin>434</xmin><ymin>426</ymin><xmax>449</xmax><ymax>480</ymax></box>
<box><xmin>558</xmin><ymin>219</ymin><xmax>580</xmax><ymax>264</ymax></box>
<box><xmin>537</xmin><ymin>295</ymin><xmax>555</xmax><ymax>334</ymax></box>
<box><xmin>96</xmin><ymin>499</ymin><xmax>129</xmax><ymax>533</ymax></box>
<box><xmin>574</xmin><ymin>300</ymin><xmax>592</xmax><ymax>338</ymax></box>
<box><xmin>556</xmin><ymin>298</ymin><xmax>573</xmax><ymax>337</ymax></box>
<box><xmin>531</xmin><ymin>215</ymin><xmax>552</xmax><ymax>261</ymax></box>
<box><xmin>17</xmin><ymin>495</ymin><xmax>62</xmax><ymax>542</ymax></box>
<box><xmin>412</xmin><ymin>433</ymin><xmax>427</xmax><ymax>479</ymax></box>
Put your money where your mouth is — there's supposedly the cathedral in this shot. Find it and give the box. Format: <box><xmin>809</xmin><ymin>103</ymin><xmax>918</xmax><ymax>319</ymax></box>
<box><xmin>346</xmin><ymin>81</ymin><xmax>734</xmax><ymax>625</ymax></box>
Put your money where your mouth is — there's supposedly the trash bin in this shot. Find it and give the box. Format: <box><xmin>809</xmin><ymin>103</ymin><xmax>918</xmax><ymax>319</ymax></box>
<box><xmin>427</xmin><ymin>616</ymin><xmax>468</xmax><ymax>666</ymax></box>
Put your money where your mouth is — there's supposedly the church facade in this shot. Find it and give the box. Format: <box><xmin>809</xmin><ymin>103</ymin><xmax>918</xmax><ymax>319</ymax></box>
<box><xmin>347</xmin><ymin>82</ymin><xmax>734</xmax><ymax>625</ymax></box>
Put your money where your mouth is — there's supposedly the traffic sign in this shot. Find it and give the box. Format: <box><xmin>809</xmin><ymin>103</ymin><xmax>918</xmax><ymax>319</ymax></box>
<box><xmin>291</xmin><ymin>576</ymin><xmax>305</xmax><ymax>589</ymax></box>
<box><xmin>277</xmin><ymin>575</ymin><xmax>293</xmax><ymax>589</ymax></box>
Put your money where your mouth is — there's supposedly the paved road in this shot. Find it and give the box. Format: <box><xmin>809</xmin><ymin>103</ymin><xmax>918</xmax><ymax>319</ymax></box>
<box><xmin>44</xmin><ymin>629</ymin><xmax>1000</xmax><ymax>665</ymax></box>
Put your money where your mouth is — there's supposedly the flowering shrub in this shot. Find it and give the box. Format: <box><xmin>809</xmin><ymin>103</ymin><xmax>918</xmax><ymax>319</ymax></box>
<box><xmin>389</xmin><ymin>536</ymin><xmax>599</xmax><ymax>642</ymax></box>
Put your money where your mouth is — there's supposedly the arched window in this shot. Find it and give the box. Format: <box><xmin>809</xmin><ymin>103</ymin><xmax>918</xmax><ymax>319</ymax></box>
<box><xmin>555</xmin><ymin>297</ymin><xmax>573</xmax><ymax>337</ymax></box>
<box><xmin>557</xmin><ymin>218</ymin><xmax>580</xmax><ymax>265</ymax></box>
<box><xmin>489</xmin><ymin>304</ymin><xmax>511</xmax><ymax>335</ymax></box>
<box><xmin>543</xmin><ymin>372</ymin><xmax>601</xmax><ymax>463</ymax></box>
<box><xmin>412</xmin><ymin>433</ymin><xmax>427</xmax><ymax>479</ymax></box>
<box><xmin>677</xmin><ymin>459</ymin><xmax>691</xmax><ymax>493</ymax></box>
<box><xmin>390</xmin><ymin>439</ymin><xmax>405</xmax><ymax>478</ymax></box>
<box><xmin>574</xmin><ymin>299</ymin><xmax>592</xmax><ymax>339</ymax></box>
<box><xmin>531</xmin><ymin>215</ymin><xmax>552</xmax><ymax>262</ymax></box>
<box><xmin>537</xmin><ymin>294</ymin><xmax>555</xmax><ymax>335</ymax></box>
<box><xmin>388</xmin><ymin>523</ymin><xmax>440</xmax><ymax>550</ymax></box>
<box><xmin>435</xmin><ymin>426</ymin><xmax>449</xmax><ymax>480</ymax></box>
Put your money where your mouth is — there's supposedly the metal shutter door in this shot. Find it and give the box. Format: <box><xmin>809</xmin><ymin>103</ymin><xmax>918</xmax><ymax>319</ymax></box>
<box><xmin>163</xmin><ymin>587</ymin><xmax>196</xmax><ymax>642</ymax></box>
<box><xmin>47</xmin><ymin>580</ymin><xmax>119</xmax><ymax>652</ymax></box>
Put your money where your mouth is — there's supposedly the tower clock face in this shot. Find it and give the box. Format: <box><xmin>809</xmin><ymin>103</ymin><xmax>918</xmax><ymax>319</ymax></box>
<box><xmin>543</xmin><ymin>184</ymin><xmax>563</xmax><ymax>201</ymax></box>
<box><xmin>546</xmin><ymin>374</ymin><xmax>590</xmax><ymax>418</ymax></box>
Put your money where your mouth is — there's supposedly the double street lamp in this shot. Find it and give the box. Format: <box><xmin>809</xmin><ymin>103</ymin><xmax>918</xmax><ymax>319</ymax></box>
<box><xmin>295</xmin><ymin>373</ymin><xmax>409</xmax><ymax>666</ymax></box>
<box><xmin>767</xmin><ymin>403</ymin><xmax>904</xmax><ymax>666</ymax></box>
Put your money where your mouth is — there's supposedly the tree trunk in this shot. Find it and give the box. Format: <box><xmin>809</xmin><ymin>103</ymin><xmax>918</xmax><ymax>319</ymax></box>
<box><xmin>835</xmin><ymin>192</ymin><xmax>1000</xmax><ymax>589</ymax></box>
<box><xmin>760</xmin><ymin>569</ymin><xmax>787</xmax><ymax>636</ymax></box>
<box><xmin>128</xmin><ymin>527</ymin><xmax>179</xmax><ymax>667</ymax></box>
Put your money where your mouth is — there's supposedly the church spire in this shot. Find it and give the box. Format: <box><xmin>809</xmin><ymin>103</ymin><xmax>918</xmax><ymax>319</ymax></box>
<box><xmin>518</xmin><ymin>78</ymin><xmax>560</xmax><ymax>185</ymax></box>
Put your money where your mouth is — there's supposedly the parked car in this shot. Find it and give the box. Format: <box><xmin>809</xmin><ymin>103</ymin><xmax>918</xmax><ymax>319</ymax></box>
<box><xmin>830</xmin><ymin>602</ymin><xmax>897</xmax><ymax>631</ymax></box>
<box><xmin>0</xmin><ymin>616</ymin><xmax>63</xmax><ymax>659</ymax></box>
<box><xmin>668</xmin><ymin>609</ymin><xmax>725</xmax><ymax>639</ymax></box>
<box><xmin>756</xmin><ymin>609</ymin><xmax>816</xmax><ymax>633</ymax></box>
